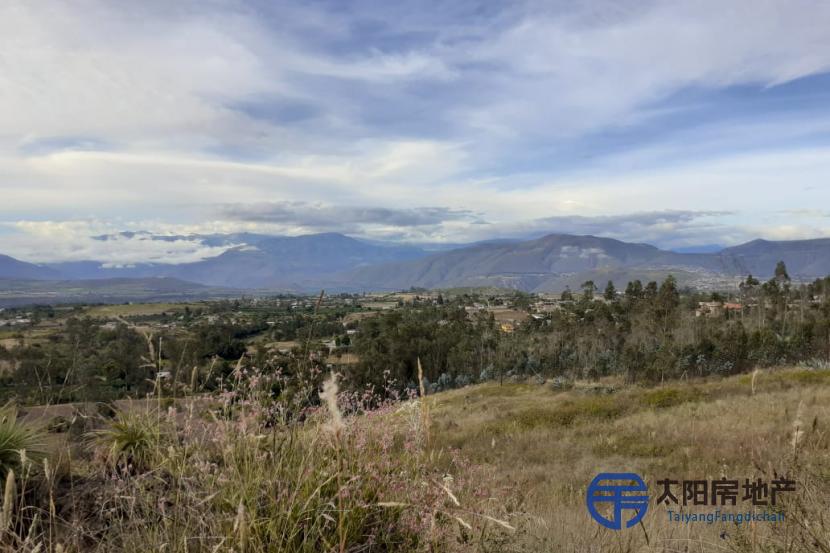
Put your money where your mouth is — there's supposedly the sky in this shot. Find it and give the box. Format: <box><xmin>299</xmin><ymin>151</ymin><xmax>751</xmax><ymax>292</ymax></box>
<box><xmin>3</xmin><ymin>0</ymin><xmax>830</xmax><ymax>264</ymax></box>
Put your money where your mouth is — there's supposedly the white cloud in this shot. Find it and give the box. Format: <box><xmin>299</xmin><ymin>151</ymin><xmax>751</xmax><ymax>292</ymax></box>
<box><xmin>4</xmin><ymin>142</ymin><xmax>830</xmax><ymax>260</ymax></box>
<box><xmin>455</xmin><ymin>0</ymin><xmax>830</xmax><ymax>138</ymax></box>
<box><xmin>0</xmin><ymin>220</ymin><xmax>238</xmax><ymax>265</ymax></box>
<box><xmin>2</xmin><ymin>0</ymin><xmax>830</xmax><ymax>261</ymax></box>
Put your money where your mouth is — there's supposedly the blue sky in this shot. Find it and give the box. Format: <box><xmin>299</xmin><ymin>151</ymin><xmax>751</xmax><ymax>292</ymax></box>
<box><xmin>3</xmin><ymin>0</ymin><xmax>830</xmax><ymax>263</ymax></box>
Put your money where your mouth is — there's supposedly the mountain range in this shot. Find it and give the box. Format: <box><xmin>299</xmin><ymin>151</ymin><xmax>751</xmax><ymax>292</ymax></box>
<box><xmin>3</xmin><ymin>232</ymin><xmax>830</xmax><ymax>298</ymax></box>
<box><xmin>341</xmin><ymin>235</ymin><xmax>830</xmax><ymax>292</ymax></box>
<box><xmin>47</xmin><ymin>233</ymin><xmax>424</xmax><ymax>289</ymax></box>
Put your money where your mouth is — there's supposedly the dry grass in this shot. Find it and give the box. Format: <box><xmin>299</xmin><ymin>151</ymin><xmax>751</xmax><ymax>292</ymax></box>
<box><xmin>429</xmin><ymin>367</ymin><xmax>830</xmax><ymax>552</ymax></box>
<box><xmin>0</xmin><ymin>365</ymin><xmax>827</xmax><ymax>552</ymax></box>
<box><xmin>0</xmin><ymin>368</ymin><xmax>513</xmax><ymax>552</ymax></box>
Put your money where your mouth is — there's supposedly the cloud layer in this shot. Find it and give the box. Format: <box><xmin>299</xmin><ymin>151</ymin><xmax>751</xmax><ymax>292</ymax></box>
<box><xmin>3</xmin><ymin>0</ymin><xmax>830</xmax><ymax>262</ymax></box>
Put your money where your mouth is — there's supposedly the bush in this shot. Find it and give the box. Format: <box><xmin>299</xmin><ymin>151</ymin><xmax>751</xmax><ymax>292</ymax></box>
<box><xmin>91</xmin><ymin>409</ymin><xmax>165</xmax><ymax>473</ymax></box>
<box><xmin>641</xmin><ymin>387</ymin><xmax>703</xmax><ymax>409</ymax></box>
<box><xmin>0</xmin><ymin>403</ymin><xmax>45</xmax><ymax>478</ymax></box>
<box><xmin>510</xmin><ymin>397</ymin><xmax>625</xmax><ymax>431</ymax></box>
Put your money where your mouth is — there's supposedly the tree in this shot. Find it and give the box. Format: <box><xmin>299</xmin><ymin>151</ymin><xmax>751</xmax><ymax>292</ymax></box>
<box><xmin>652</xmin><ymin>275</ymin><xmax>680</xmax><ymax>336</ymax></box>
<box><xmin>774</xmin><ymin>261</ymin><xmax>791</xmax><ymax>284</ymax></box>
<box><xmin>625</xmin><ymin>280</ymin><xmax>643</xmax><ymax>299</ymax></box>
<box><xmin>739</xmin><ymin>274</ymin><xmax>760</xmax><ymax>324</ymax></box>
<box><xmin>560</xmin><ymin>287</ymin><xmax>573</xmax><ymax>301</ymax></box>
<box><xmin>581</xmin><ymin>280</ymin><xmax>596</xmax><ymax>302</ymax></box>
<box><xmin>771</xmin><ymin>261</ymin><xmax>792</xmax><ymax>331</ymax></box>
<box><xmin>603</xmin><ymin>281</ymin><xmax>617</xmax><ymax>301</ymax></box>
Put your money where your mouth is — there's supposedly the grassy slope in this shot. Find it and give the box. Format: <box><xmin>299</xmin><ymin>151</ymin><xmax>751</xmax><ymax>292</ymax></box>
<box><xmin>9</xmin><ymin>367</ymin><xmax>830</xmax><ymax>551</ymax></box>
<box><xmin>427</xmin><ymin>369</ymin><xmax>830</xmax><ymax>552</ymax></box>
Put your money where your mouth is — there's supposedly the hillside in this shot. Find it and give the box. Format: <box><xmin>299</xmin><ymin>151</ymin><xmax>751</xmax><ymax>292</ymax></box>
<box><xmin>47</xmin><ymin>232</ymin><xmax>428</xmax><ymax>289</ymax></box>
<box><xmin>15</xmin><ymin>364</ymin><xmax>830</xmax><ymax>551</ymax></box>
<box><xmin>162</xmin><ymin>233</ymin><xmax>426</xmax><ymax>289</ymax></box>
<box><xmin>719</xmin><ymin>237</ymin><xmax>830</xmax><ymax>277</ymax></box>
<box><xmin>0</xmin><ymin>254</ymin><xmax>60</xmax><ymax>280</ymax></box>
<box><xmin>340</xmin><ymin>234</ymin><xmax>830</xmax><ymax>292</ymax></box>
<box><xmin>428</xmin><ymin>367</ymin><xmax>830</xmax><ymax>550</ymax></box>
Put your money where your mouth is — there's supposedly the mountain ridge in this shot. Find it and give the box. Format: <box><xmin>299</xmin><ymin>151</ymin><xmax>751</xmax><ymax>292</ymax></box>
<box><xmin>338</xmin><ymin>233</ymin><xmax>830</xmax><ymax>292</ymax></box>
<box><xmin>41</xmin><ymin>232</ymin><xmax>428</xmax><ymax>289</ymax></box>
<box><xmin>3</xmin><ymin>232</ymin><xmax>830</xmax><ymax>293</ymax></box>
<box><xmin>0</xmin><ymin>254</ymin><xmax>61</xmax><ymax>280</ymax></box>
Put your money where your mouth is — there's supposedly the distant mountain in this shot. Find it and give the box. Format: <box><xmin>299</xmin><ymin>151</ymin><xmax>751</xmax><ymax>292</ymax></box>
<box><xmin>338</xmin><ymin>234</ymin><xmax>701</xmax><ymax>292</ymax></box>
<box><xmin>7</xmin><ymin>232</ymin><xmax>830</xmax><ymax>296</ymax></box>
<box><xmin>158</xmin><ymin>233</ymin><xmax>426</xmax><ymax>289</ymax></box>
<box><xmin>718</xmin><ymin>238</ymin><xmax>830</xmax><ymax>279</ymax></box>
<box><xmin>0</xmin><ymin>254</ymin><xmax>60</xmax><ymax>280</ymax></box>
<box><xmin>339</xmin><ymin>234</ymin><xmax>830</xmax><ymax>292</ymax></box>
<box><xmin>671</xmin><ymin>244</ymin><xmax>725</xmax><ymax>254</ymax></box>
<box><xmin>48</xmin><ymin>233</ymin><xmax>429</xmax><ymax>290</ymax></box>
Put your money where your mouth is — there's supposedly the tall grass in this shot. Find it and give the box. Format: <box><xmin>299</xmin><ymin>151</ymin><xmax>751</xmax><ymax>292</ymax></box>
<box><xmin>0</xmin><ymin>355</ymin><xmax>511</xmax><ymax>552</ymax></box>
<box><xmin>6</xmin><ymin>356</ymin><xmax>828</xmax><ymax>552</ymax></box>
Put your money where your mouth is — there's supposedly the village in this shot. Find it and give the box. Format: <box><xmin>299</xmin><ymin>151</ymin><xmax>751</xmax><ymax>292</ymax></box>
<box><xmin>1</xmin><ymin>283</ymin><xmax>786</xmax><ymax>392</ymax></box>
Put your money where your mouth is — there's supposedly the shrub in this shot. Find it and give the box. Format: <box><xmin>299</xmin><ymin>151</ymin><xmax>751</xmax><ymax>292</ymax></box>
<box><xmin>91</xmin><ymin>409</ymin><xmax>164</xmax><ymax>473</ymax></box>
<box><xmin>0</xmin><ymin>403</ymin><xmax>45</xmax><ymax>478</ymax></box>
<box><xmin>785</xmin><ymin>369</ymin><xmax>830</xmax><ymax>385</ymax></box>
<box><xmin>641</xmin><ymin>386</ymin><xmax>703</xmax><ymax>409</ymax></box>
<box><xmin>511</xmin><ymin>397</ymin><xmax>625</xmax><ymax>431</ymax></box>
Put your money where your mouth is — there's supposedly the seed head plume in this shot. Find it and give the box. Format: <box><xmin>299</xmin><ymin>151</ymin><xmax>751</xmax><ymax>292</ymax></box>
<box><xmin>1</xmin><ymin>469</ymin><xmax>16</xmax><ymax>531</ymax></box>
<box><xmin>792</xmin><ymin>400</ymin><xmax>805</xmax><ymax>456</ymax></box>
<box><xmin>234</xmin><ymin>500</ymin><xmax>248</xmax><ymax>550</ymax></box>
<box><xmin>190</xmin><ymin>365</ymin><xmax>199</xmax><ymax>392</ymax></box>
<box><xmin>418</xmin><ymin>358</ymin><xmax>431</xmax><ymax>449</ymax></box>
<box><xmin>322</xmin><ymin>373</ymin><xmax>344</xmax><ymax>435</ymax></box>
